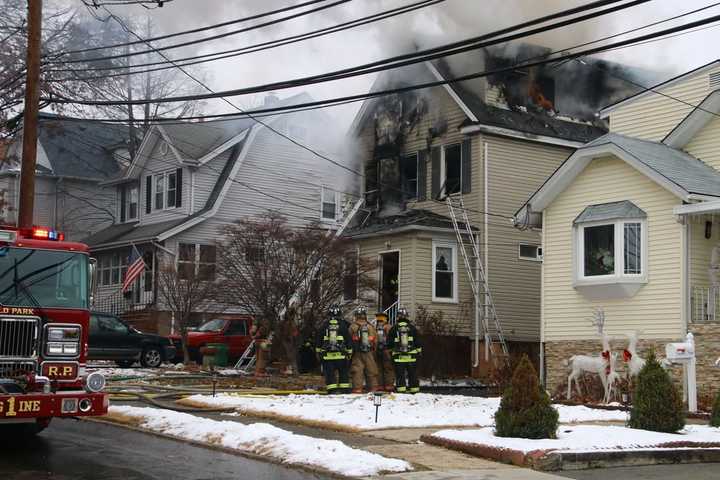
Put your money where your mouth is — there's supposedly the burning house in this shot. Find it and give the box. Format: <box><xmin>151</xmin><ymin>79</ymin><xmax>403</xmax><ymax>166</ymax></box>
<box><xmin>344</xmin><ymin>44</ymin><xmax>646</xmax><ymax>375</ymax></box>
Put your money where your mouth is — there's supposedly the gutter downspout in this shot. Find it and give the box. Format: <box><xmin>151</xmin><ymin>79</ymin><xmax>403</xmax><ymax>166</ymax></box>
<box><xmin>540</xmin><ymin>209</ymin><xmax>546</xmax><ymax>386</ymax></box>
<box><xmin>484</xmin><ymin>141</ymin><xmax>490</xmax><ymax>362</ymax></box>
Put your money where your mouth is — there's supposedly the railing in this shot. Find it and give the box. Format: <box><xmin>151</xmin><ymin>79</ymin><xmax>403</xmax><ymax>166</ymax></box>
<box><xmin>692</xmin><ymin>285</ymin><xmax>720</xmax><ymax>323</ymax></box>
<box><xmin>93</xmin><ymin>290</ymin><xmax>154</xmax><ymax>316</ymax></box>
<box><xmin>384</xmin><ymin>300</ymin><xmax>399</xmax><ymax>326</ymax></box>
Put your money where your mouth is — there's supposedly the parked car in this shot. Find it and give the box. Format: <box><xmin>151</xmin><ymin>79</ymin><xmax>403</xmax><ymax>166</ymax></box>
<box><xmin>169</xmin><ymin>316</ymin><xmax>253</xmax><ymax>363</ymax></box>
<box><xmin>88</xmin><ymin>312</ymin><xmax>176</xmax><ymax>368</ymax></box>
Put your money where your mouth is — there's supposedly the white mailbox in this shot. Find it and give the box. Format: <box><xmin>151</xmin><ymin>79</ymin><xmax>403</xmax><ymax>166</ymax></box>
<box><xmin>664</xmin><ymin>333</ymin><xmax>697</xmax><ymax>412</ymax></box>
<box><xmin>666</xmin><ymin>333</ymin><xmax>695</xmax><ymax>361</ymax></box>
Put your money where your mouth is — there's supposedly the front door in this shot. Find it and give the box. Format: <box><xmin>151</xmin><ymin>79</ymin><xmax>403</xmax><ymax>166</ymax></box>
<box><xmin>379</xmin><ymin>251</ymin><xmax>400</xmax><ymax>312</ymax></box>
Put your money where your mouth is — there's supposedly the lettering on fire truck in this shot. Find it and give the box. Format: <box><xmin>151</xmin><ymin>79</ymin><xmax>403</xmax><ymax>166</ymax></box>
<box><xmin>0</xmin><ymin>307</ymin><xmax>35</xmax><ymax>316</ymax></box>
<box><xmin>46</xmin><ymin>365</ymin><xmax>76</xmax><ymax>378</ymax></box>
<box><xmin>0</xmin><ymin>397</ymin><xmax>42</xmax><ymax>416</ymax></box>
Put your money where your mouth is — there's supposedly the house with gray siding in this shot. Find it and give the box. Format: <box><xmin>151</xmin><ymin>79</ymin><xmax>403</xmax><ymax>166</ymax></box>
<box><xmin>84</xmin><ymin>94</ymin><xmax>354</xmax><ymax>333</ymax></box>
<box><xmin>1</xmin><ymin>113</ymin><xmax>132</xmax><ymax>239</ymax></box>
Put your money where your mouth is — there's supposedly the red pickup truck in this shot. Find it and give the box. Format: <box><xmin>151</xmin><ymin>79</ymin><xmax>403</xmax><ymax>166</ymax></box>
<box><xmin>170</xmin><ymin>316</ymin><xmax>253</xmax><ymax>362</ymax></box>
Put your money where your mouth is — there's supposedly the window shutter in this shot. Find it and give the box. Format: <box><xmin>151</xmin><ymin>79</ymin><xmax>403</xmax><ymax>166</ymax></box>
<box><xmin>417</xmin><ymin>150</ymin><xmax>427</xmax><ymax>201</ymax></box>
<box><xmin>145</xmin><ymin>175</ymin><xmax>152</xmax><ymax>214</ymax></box>
<box><xmin>430</xmin><ymin>146</ymin><xmax>441</xmax><ymax>199</ymax></box>
<box><xmin>461</xmin><ymin>138</ymin><xmax>472</xmax><ymax>194</ymax></box>
<box><xmin>120</xmin><ymin>185</ymin><xmax>127</xmax><ymax>222</ymax></box>
<box><xmin>176</xmin><ymin>168</ymin><xmax>183</xmax><ymax>208</ymax></box>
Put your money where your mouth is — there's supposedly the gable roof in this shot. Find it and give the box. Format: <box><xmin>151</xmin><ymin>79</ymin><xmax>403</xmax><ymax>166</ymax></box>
<box><xmin>600</xmin><ymin>60</ymin><xmax>720</xmax><ymax>116</ymax></box>
<box><xmin>5</xmin><ymin>114</ymin><xmax>132</xmax><ymax>181</ymax></box>
<box><xmin>663</xmin><ymin>89</ymin><xmax>720</xmax><ymax>148</ymax></box>
<box><xmin>515</xmin><ymin>132</ymin><xmax>720</xmax><ymax>222</ymax></box>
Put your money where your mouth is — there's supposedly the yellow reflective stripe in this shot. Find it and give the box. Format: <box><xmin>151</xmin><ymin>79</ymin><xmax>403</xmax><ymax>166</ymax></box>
<box><xmin>323</xmin><ymin>352</ymin><xmax>346</xmax><ymax>360</ymax></box>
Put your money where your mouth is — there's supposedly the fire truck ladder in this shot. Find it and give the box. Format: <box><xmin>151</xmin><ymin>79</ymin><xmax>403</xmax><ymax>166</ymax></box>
<box><xmin>233</xmin><ymin>198</ymin><xmax>366</xmax><ymax>372</ymax></box>
<box><xmin>445</xmin><ymin>194</ymin><xmax>509</xmax><ymax>364</ymax></box>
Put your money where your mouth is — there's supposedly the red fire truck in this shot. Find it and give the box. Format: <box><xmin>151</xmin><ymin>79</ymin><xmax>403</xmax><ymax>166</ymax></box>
<box><xmin>0</xmin><ymin>226</ymin><xmax>108</xmax><ymax>435</ymax></box>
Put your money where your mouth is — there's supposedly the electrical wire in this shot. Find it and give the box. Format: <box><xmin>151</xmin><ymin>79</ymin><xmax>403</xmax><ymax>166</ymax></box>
<box><xmin>46</xmin><ymin>0</ymin><xmax>444</xmax><ymax>81</ymax></box>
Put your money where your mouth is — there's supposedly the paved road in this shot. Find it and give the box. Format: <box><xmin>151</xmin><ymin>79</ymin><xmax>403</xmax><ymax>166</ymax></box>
<box><xmin>557</xmin><ymin>464</ymin><xmax>720</xmax><ymax>480</ymax></box>
<box><xmin>0</xmin><ymin>419</ymin><xmax>329</xmax><ymax>480</ymax></box>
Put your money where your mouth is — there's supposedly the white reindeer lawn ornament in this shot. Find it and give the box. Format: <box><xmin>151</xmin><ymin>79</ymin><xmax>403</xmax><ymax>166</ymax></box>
<box><xmin>566</xmin><ymin>309</ymin><xmax>617</xmax><ymax>403</ymax></box>
<box><xmin>623</xmin><ymin>331</ymin><xmax>646</xmax><ymax>376</ymax></box>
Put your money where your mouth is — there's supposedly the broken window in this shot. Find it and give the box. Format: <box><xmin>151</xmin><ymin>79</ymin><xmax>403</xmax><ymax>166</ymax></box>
<box><xmin>400</xmin><ymin>153</ymin><xmax>418</xmax><ymax>201</ymax></box>
<box><xmin>443</xmin><ymin>144</ymin><xmax>462</xmax><ymax>195</ymax></box>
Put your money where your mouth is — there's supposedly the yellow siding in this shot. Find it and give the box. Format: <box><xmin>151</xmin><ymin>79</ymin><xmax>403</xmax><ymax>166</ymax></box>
<box><xmin>608</xmin><ymin>64</ymin><xmax>720</xmax><ymax>141</ymax></box>
<box><xmin>684</xmin><ymin>114</ymin><xmax>720</xmax><ymax>172</ymax></box>
<box><xmin>543</xmin><ymin>156</ymin><xmax>684</xmax><ymax>341</ymax></box>
<box><xmin>485</xmin><ymin>136</ymin><xmax>572</xmax><ymax>340</ymax></box>
<box><xmin>689</xmin><ymin>217</ymin><xmax>715</xmax><ymax>290</ymax></box>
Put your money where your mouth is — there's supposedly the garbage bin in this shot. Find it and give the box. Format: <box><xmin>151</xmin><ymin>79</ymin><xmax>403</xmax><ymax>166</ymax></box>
<box><xmin>207</xmin><ymin>343</ymin><xmax>229</xmax><ymax>367</ymax></box>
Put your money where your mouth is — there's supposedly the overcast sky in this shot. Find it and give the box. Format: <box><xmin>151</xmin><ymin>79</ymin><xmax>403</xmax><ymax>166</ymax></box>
<box><xmin>85</xmin><ymin>0</ymin><xmax>720</xmax><ymax>127</ymax></box>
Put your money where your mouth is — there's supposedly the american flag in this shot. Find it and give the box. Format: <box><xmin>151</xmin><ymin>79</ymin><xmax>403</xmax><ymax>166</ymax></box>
<box><xmin>122</xmin><ymin>245</ymin><xmax>146</xmax><ymax>293</ymax></box>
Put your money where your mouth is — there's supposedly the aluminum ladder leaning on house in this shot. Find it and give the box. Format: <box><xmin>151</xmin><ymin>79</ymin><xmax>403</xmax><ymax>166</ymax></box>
<box><xmin>234</xmin><ymin>199</ymin><xmax>366</xmax><ymax>372</ymax></box>
<box><xmin>445</xmin><ymin>193</ymin><xmax>509</xmax><ymax>366</ymax></box>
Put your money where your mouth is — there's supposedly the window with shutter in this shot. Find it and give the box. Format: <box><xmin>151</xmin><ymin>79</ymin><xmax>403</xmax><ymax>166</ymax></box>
<box><xmin>145</xmin><ymin>176</ymin><xmax>152</xmax><ymax>214</ymax></box>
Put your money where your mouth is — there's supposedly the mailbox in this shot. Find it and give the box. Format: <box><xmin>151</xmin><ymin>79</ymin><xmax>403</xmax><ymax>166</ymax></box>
<box><xmin>665</xmin><ymin>333</ymin><xmax>695</xmax><ymax>361</ymax></box>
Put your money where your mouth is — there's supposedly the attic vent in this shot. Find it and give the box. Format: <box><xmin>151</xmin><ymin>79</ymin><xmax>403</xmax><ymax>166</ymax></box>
<box><xmin>710</xmin><ymin>71</ymin><xmax>720</xmax><ymax>90</ymax></box>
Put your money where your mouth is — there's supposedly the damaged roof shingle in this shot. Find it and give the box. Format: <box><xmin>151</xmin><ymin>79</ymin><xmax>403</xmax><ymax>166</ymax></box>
<box><xmin>345</xmin><ymin>209</ymin><xmax>474</xmax><ymax>238</ymax></box>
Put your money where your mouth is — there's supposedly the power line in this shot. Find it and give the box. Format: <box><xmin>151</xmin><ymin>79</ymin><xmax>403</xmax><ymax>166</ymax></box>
<box><xmin>46</xmin><ymin>0</ymin><xmax>444</xmax><ymax>82</ymax></box>
<box><xmin>48</xmin><ymin>0</ymin><xmax>351</xmax><ymax>64</ymax></box>
<box><xmin>46</xmin><ymin>0</ymin><xmax>643</xmax><ymax>99</ymax></box>
<box><xmin>62</xmin><ymin>0</ymin><xmax>328</xmax><ymax>55</ymax></box>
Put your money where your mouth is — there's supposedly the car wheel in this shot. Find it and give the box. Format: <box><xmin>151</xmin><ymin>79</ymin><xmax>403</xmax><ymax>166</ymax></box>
<box><xmin>141</xmin><ymin>347</ymin><xmax>163</xmax><ymax>368</ymax></box>
<box><xmin>116</xmin><ymin>360</ymin><xmax>134</xmax><ymax>368</ymax></box>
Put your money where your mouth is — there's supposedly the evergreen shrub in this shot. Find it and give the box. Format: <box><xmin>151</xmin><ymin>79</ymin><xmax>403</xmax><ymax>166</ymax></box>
<box><xmin>629</xmin><ymin>352</ymin><xmax>685</xmax><ymax>433</ymax></box>
<box><xmin>710</xmin><ymin>390</ymin><xmax>720</xmax><ymax>428</ymax></box>
<box><xmin>494</xmin><ymin>354</ymin><xmax>558</xmax><ymax>439</ymax></box>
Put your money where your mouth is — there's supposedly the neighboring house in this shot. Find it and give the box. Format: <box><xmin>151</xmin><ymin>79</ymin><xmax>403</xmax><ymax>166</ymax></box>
<box><xmin>345</xmin><ymin>47</ymin><xmax>639</xmax><ymax>374</ymax></box>
<box><xmin>1</xmin><ymin>113</ymin><xmax>132</xmax><ymax>239</ymax></box>
<box><xmin>83</xmin><ymin>94</ymin><xmax>353</xmax><ymax>334</ymax></box>
<box><xmin>515</xmin><ymin>60</ymin><xmax>720</xmax><ymax>398</ymax></box>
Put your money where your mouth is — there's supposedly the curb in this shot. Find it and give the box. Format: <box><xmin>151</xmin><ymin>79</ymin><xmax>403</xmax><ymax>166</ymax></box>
<box><xmin>83</xmin><ymin>416</ymin><xmax>349</xmax><ymax>479</ymax></box>
<box><xmin>420</xmin><ymin>434</ymin><xmax>720</xmax><ymax>471</ymax></box>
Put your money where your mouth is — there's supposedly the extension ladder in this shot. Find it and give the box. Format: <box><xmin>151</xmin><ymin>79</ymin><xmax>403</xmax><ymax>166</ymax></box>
<box><xmin>234</xmin><ymin>339</ymin><xmax>256</xmax><ymax>373</ymax></box>
<box><xmin>445</xmin><ymin>194</ymin><xmax>509</xmax><ymax>364</ymax></box>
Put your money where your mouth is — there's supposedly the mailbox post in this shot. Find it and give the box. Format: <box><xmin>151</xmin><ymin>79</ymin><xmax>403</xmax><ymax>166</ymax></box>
<box><xmin>665</xmin><ymin>333</ymin><xmax>697</xmax><ymax>412</ymax></box>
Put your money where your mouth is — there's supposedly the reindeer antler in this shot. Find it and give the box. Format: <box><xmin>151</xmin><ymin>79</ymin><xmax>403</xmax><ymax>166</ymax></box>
<box><xmin>590</xmin><ymin>307</ymin><xmax>605</xmax><ymax>334</ymax></box>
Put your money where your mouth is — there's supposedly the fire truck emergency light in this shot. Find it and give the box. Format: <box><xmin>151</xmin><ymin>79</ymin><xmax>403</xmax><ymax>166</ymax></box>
<box><xmin>31</xmin><ymin>227</ymin><xmax>65</xmax><ymax>241</ymax></box>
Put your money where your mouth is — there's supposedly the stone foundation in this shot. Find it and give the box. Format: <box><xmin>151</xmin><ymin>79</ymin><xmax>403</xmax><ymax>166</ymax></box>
<box><xmin>687</xmin><ymin>324</ymin><xmax>720</xmax><ymax>403</ymax></box>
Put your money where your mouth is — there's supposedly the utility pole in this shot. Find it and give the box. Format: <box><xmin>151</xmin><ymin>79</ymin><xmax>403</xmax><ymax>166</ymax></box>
<box><xmin>18</xmin><ymin>0</ymin><xmax>42</xmax><ymax>228</ymax></box>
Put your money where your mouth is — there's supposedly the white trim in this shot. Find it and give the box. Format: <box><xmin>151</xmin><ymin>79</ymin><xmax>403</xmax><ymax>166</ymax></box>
<box><xmin>599</xmin><ymin>61</ymin><xmax>720</xmax><ymax>116</ymax></box>
<box><xmin>460</xmin><ymin>123</ymin><xmax>584</xmax><ymax>148</ymax></box>
<box><xmin>573</xmin><ymin>218</ymin><xmax>648</xmax><ymax>286</ymax></box>
<box><xmin>674</xmin><ymin>199</ymin><xmax>720</xmax><ymax>216</ymax></box>
<box><xmin>526</xmin><ymin>142</ymin><xmax>690</xmax><ymax>214</ymax></box>
<box><xmin>431</xmin><ymin>240</ymin><xmax>458</xmax><ymax>303</ymax></box>
<box><xmin>156</xmin><ymin>125</ymin><xmax>184</xmax><ymax>164</ymax></box>
<box><xmin>157</xmin><ymin>124</ymin><xmax>261</xmax><ymax>241</ymax></box>
<box><xmin>663</xmin><ymin>90</ymin><xmax>720</xmax><ymax>149</ymax></box>
<box><xmin>125</xmin><ymin>126</ymin><xmax>160</xmax><ymax>180</ymax></box>
<box><xmin>320</xmin><ymin>185</ymin><xmax>341</xmax><ymax>223</ymax></box>
<box><xmin>196</xmin><ymin>129</ymin><xmax>250</xmax><ymax>166</ymax></box>
<box><xmin>425</xmin><ymin>60</ymin><xmax>479</xmax><ymax>122</ymax></box>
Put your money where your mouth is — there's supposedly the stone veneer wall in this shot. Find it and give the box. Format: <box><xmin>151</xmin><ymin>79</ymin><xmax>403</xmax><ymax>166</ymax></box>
<box><xmin>687</xmin><ymin>324</ymin><xmax>720</xmax><ymax>401</ymax></box>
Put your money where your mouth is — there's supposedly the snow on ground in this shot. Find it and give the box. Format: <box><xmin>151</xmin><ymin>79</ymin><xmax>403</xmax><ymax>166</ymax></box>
<box><xmin>108</xmin><ymin>405</ymin><xmax>411</xmax><ymax>477</ymax></box>
<box><xmin>88</xmin><ymin>363</ymin><xmax>187</xmax><ymax>380</ymax></box>
<box><xmin>431</xmin><ymin>424</ymin><xmax>720</xmax><ymax>453</ymax></box>
<box><xmin>184</xmin><ymin>393</ymin><xmax>629</xmax><ymax>430</ymax></box>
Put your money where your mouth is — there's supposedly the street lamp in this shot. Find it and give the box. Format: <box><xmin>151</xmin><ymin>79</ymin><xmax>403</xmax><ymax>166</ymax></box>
<box><xmin>373</xmin><ymin>392</ymin><xmax>383</xmax><ymax>423</ymax></box>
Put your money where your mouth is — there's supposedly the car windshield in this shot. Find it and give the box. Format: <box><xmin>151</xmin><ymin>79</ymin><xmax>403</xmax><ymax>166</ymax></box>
<box><xmin>0</xmin><ymin>247</ymin><xmax>88</xmax><ymax>309</ymax></box>
<box><xmin>197</xmin><ymin>318</ymin><xmax>227</xmax><ymax>332</ymax></box>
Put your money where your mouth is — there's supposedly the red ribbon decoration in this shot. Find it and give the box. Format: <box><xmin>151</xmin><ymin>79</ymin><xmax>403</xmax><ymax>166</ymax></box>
<box><xmin>623</xmin><ymin>349</ymin><xmax>632</xmax><ymax>362</ymax></box>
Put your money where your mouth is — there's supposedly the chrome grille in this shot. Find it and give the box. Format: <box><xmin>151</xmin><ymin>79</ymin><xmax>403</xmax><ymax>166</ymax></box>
<box><xmin>0</xmin><ymin>317</ymin><xmax>39</xmax><ymax>359</ymax></box>
<box><xmin>0</xmin><ymin>361</ymin><xmax>36</xmax><ymax>380</ymax></box>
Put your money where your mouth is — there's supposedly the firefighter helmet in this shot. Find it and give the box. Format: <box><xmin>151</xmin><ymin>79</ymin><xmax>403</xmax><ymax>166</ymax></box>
<box><xmin>329</xmin><ymin>305</ymin><xmax>342</xmax><ymax>317</ymax></box>
<box><xmin>397</xmin><ymin>307</ymin><xmax>409</xmax><ymax>320</ymax></box>
<box><xmin>354</xmin><ymin>305</ymin><xmax>367</xmax><ymax>319</ymax></box>
<box><xmin>375</xmin><ymin>312</ymin><xmax>388</xmax><ymax>323</ymax></box>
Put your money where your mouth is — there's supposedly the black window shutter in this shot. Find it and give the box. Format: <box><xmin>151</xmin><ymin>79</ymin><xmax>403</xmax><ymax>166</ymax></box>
<box><xmin>145</xmin><ymin>175</ymin><xmax>152</xmax><ymax>214</ymax></box>
<box><xmin>430</xmin><ymin>146</ymin><xmax>441</xmax><ymax>199</ymax></box>
<box><xmin>461</xmin><ymin>138</ymin><xmax>472</xmax><ymax>194</ymax></box>
<box><xmin>176</xmin><ymin>168</ymin><xmax>183</xmax><ymax>208</ymax></box>
<box><xmin>120</xmin><ymin>185</ymin><xmax>127</xmax><ymax>222</ymax></box>
<box><xmin>417</xmin><ymin>151</ymin><xmax>427</xmax><ymax>201</ymax></box>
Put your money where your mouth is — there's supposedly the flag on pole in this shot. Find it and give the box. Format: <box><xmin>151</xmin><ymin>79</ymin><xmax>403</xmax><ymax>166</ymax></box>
<box><xmin>122</xmin><ymin>245</ymin><xmax>146</xmax><ymax>293</ymax></box>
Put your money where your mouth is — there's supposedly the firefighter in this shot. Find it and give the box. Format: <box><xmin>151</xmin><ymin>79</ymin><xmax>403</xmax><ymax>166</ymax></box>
<box><xmin>251</xmin><ymin>319</ymin><xmax>271</xmax><ymax>377</ymax></box>
<box><xmin>388</xmin><ymin>307</ymin><xmax>422</xmax><ymax>393</ymax></box>
<box><xmin>349</xmin><ymin>306</ymin><xmax>379</xmax><ymax>393</ymax></box>
<box><xmin>315</xmin><ymin>305</ymin><xmax>352</xmax><ymax>394</ymax></box>
<box><xmin>374</xmin><ymin>312</ymin><xmax>395</xmax><ymax>392</ymax></box>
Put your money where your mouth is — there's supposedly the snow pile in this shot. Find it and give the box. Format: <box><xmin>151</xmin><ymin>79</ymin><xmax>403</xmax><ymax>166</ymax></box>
<box><xmin>184</xmin><ymin>393</ymin><xmax>629</xmax><ymax>430</ymax></box>
<box><xmin>88</xmin><ymin>364</ymin><xmax>186</xmax><ymax>379</ymax></box>
<box><xmin>108</xmin><ymin>406</ymin><xmax>410</xmax><ymax>477</ymax></box>
<box><xmin>431</xmin><ymin>425</ymin><xmax>720</xmax><ymax>453</ymax></box>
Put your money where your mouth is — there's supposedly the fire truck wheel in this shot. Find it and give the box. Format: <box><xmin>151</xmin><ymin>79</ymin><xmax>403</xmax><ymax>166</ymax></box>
<box><xmin>141</xmin><ymin>346</ymin><xmax>163</xmax><ymax>368</ymax></box>
<box><xmin>116</xmin><ymin>360</ymin><xmax>135</xmax><ymax>368</ymax></box>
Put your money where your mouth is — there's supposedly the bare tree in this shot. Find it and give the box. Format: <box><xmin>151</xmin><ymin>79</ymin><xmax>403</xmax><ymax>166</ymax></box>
<box><xmin>156</xmin><ymin>254</ymin><xmax>220</xmax><ymax>364</ymax></box>
<box><xmin>219</xmin><ymin>214</ymin><xmax>377</xmax><ymax>373</ymax></box>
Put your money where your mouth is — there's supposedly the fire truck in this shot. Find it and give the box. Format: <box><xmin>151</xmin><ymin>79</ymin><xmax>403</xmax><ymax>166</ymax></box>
<box><xmin>0</xmin><ymin>226</ymin><xmax>108</xmax><ymax>435</ymax></box>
